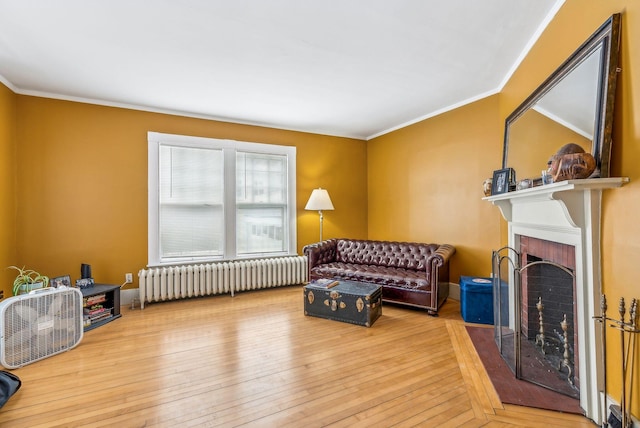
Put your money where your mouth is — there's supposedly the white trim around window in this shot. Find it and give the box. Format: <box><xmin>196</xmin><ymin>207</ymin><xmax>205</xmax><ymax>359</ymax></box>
<box><xmin>148</xmin><ymin>131</ymin><xmax>297</xmax><ymax>266</ymax></box>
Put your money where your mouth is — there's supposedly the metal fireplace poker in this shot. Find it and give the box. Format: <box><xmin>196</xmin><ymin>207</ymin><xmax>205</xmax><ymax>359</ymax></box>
<box><xmin>594</xmin><ymin>295</ymin><xmax>639</xmax><ymax>428</ymax></box>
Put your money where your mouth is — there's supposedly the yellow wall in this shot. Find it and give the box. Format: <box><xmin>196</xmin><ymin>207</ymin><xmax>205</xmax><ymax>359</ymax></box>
<box><xmin>503</xmin><ymin>1</ymin><xmax>640</xmax><ymax>417</ymax></box>
<box><xmin>368</xmin><ymin>0</ymin><xmax>639</xmax><ymax>418</ymax></box>
<box><xmin>367</xmin><ymin>95</ymin><xmax>503</xmax><ymax>282</ymax></box>
<box><xmin>11</xmin><ymin>96</ymin><xmax>367</xmax><ymax>292</ymax></box>
<box><xmin>0</xmin><ymin>84</ymin><xmax>17</xmax><ymax>294</ymax></box>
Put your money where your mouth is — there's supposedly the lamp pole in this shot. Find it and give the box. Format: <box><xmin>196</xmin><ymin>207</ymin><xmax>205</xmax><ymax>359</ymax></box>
<box><xmin>318</xmin><ymin>210</ymin><xmax>324</xmax><ymax>241</ymax></box>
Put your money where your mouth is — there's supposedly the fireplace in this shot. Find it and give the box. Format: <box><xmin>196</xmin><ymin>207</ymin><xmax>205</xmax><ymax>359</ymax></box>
<box><xmin>519</xmin><ymin>237</ymin><xmax>579</xmax><ymax>398</ymax></box>
<box><xmin>485</xmin><ymin>178</ymin><xmax>628</xmax><ymax>425</ymax></box>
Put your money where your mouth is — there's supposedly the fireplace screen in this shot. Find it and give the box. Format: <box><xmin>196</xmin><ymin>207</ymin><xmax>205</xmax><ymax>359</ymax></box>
<box><xmin>492</xmin><ymin>246</ymin><xmax>580</xmax><ymax>399</ymax></box>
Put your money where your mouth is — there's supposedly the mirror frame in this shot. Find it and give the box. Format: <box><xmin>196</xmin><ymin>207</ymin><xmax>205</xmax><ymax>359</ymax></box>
<box><xmin>502</xmin><ymin>14</ymin><xmax>621</xmax><ymax>180</ymax></box>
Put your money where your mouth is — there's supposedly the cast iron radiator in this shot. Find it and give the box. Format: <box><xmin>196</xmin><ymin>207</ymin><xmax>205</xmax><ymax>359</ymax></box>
<box><xmin>138</xmin><ymin>256</ymin><xmax>307</xmax><ymax>309</ymax></box>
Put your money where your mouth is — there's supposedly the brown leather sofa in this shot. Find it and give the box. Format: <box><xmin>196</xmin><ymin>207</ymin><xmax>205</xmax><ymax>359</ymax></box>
<box><xmin>303</xmin><ymin>238</ymin><xmax>456</xmax><ymax>315</ymax></box>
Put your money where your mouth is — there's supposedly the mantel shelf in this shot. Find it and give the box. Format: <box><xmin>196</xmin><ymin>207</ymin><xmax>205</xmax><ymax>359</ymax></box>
<box><xmin>483</xmin><ymin>177</ymin><xmax>629</xmax><ymax>203</ymax></box>
<box><xmin>483</xmin><ymin>177</ymin><xmax>629</xmax><ymax>227</ymax></box>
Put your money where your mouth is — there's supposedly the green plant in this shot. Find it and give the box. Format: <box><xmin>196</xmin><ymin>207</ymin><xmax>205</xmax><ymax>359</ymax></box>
<box><xmin>8</xmin><ymin>265</ymin><xmax>50</xmax><ymax>295</ymax></box>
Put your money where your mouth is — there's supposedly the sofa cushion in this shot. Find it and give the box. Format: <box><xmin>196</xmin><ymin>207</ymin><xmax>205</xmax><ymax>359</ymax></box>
<box><xmin>310</xmin><ymin>262</ymin><xmax>430</xmax><ymax>289</ymax></box>
<box><xmin>336</xmin><ymin>239</ymin><xmax>437</xmax><ymax>271</ymax></box>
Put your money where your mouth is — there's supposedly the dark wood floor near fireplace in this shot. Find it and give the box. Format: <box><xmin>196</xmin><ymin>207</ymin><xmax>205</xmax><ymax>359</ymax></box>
<box><xmin>466</xmin><ymin>325</ymin><xmax>584</xmax><ymax>415</ymax></box>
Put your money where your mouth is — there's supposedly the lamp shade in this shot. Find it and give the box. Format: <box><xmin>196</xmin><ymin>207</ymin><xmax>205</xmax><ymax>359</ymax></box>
<box><xmin>305</xmin><ymin>188</ymin><xmax>334</xmax><ymax>211</ymax></box>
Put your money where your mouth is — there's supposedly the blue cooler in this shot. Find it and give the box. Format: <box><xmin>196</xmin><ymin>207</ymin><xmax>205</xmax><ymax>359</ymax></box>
<box><xmin>460</xmin><ymin>276</ymin><xmax>494</xmax><ymax>325</ymax></box>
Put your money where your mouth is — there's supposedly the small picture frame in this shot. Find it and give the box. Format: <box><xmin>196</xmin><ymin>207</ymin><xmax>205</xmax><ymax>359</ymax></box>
<box><xmin>75</xmin><ymin>278</ymin><xmax>94</xmax><ymax>289</ymax></box>
<box><xmin>491</xmin><ymin>168</ymin><xmax>514</xmax><ymax>195</ymax></box>
<box><xmin>51</xmin><ymin>275</ymin><xmax>71</xmax><ymax>288</ymax></box>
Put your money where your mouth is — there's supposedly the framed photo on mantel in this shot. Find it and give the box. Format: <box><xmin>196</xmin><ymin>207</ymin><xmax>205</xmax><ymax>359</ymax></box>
<box><xmin>491</xmin><ymin>168</ymin><xmax>515</xmax><ymax>195</ymax></box>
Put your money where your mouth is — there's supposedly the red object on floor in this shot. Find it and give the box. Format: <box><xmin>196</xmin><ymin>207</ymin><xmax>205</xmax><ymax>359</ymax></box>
<box><xmin>465</xmin><ymin>325</ymin><xmax>584</xmax><ymax>415</ymax></box>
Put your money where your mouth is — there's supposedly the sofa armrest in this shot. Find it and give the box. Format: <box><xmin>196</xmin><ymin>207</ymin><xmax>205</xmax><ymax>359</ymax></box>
<box><xmin>430</xmin><ymin>244</ymin><xmax>456</xmax><ymax>280</ymax></box>
<box><xmin>430</xmin><ymin>244</ymin><xmax>456</xmax><ymax>270</ymax></box>
<box><xmin>303</xmin><ymin>239</ymin><xmax>338</xmax><ymax>275</ymax></box>
<box><xmin>426</xmin><ymin>244</ymin><xmax>456</xmax><ymax>311</ymax></box>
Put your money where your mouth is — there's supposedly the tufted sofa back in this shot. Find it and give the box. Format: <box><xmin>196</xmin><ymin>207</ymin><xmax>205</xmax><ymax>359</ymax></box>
<box><xmin>335</xmin><ymin>239</ymin><xmax>438</xmax><ymax>271</ymax></box>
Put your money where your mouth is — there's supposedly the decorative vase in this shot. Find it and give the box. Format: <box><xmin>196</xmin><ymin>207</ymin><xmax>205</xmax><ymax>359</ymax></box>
<box><xmin>517</xmin><ymin>178</ymin><xmax>532</xmax><ymax>190</ymax></box>
<box><xmin>483</xmin><ymin>178</ymin><xmax>493</xmax><ymax>196</ymax></box>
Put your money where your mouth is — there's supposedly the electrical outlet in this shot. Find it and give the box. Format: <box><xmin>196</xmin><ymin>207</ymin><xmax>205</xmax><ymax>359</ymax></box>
<box><xmin>125</xmin><ymin>273</ymin><xmax>133</xmax><ymax>284</ymax></box>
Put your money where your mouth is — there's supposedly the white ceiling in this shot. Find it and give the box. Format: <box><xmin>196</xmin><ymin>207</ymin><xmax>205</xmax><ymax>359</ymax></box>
<box><xmin>0</xmin><ymin>0</ymin><xmax>563</xmax><ymax>140</ymax></box>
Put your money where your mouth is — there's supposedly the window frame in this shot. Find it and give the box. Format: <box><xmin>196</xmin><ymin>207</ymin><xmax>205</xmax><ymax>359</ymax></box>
<box><xmin>148</xmin><ymin>132</ymin><xmax>297</xmax><ymax>267</ymax></box>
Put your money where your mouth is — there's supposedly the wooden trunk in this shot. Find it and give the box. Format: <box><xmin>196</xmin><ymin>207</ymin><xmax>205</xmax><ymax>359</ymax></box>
<box><xmin>303</xmin><ymin>280</ymin><xmax>382</xmax><ymax>327</ymax></box>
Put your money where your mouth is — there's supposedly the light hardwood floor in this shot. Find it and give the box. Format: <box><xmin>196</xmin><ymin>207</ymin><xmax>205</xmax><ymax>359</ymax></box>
<box><xmin>0</xmin><ymin>286</ymin><xmax>596</xmax><ymax>427</ymax></box>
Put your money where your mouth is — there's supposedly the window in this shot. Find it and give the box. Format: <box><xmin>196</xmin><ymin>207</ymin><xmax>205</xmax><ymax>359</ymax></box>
<box><xmin>148</xmin><ymin>132</ymin><xmax>296</xmax><ymax>266</ymax></box>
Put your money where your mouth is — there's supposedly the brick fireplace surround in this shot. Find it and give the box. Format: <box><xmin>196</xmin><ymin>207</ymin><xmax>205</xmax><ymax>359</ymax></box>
<box><xmin>486</xmin><ymin>177</ymin><xmax>628</xmax><ymax>425</ymax></box>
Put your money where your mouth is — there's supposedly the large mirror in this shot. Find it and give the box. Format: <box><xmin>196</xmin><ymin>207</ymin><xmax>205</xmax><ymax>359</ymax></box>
<box><xmin>502</xmin><ymin>14</ymin><xmax>621</xmax><ymax>182</ymax></box>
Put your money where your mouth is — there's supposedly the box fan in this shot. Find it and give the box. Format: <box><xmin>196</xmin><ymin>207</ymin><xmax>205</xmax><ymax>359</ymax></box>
<box><xmin>0</xmin><ymin>286</ymin><xmax>83</xmax><ymax>369</ymax></box>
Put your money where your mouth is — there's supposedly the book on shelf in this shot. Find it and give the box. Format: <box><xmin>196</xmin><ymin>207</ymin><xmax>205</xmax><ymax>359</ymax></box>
<box><xmin>84</xmin><ymin>304</ymin><xmax>105</xmax><ymax>315</ymax></box>
<box><xmin>88</xmin><ymin>312</ymin><xmax>112</xmax><ymax>323</ymax></box>
<box><xmin>84</xmin><ymin>294</ymin><xmax>106</xmax><ymax>306</ymax></box>
<box><xmin>84</xmin><ymin>308</ymin><xmax>112</xmax><ymax>322</ymax></box>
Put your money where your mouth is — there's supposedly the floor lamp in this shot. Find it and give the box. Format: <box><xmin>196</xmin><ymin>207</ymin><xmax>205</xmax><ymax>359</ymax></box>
<box><xmin>305</xmin><ymin>188</ymin><xmax>334</xmax><ymax>242</ymax></box>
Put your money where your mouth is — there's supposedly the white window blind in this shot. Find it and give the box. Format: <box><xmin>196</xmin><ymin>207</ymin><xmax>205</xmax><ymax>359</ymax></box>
<box><xmin>159</xmin><ymin>145</ymin><xmax>224</xmax><ymax>259</ymax></box>
<box><xmin>236</xmin><ymin>152</ymin><xmax>288</xmax><ymax>255</ymax></box>
<box><xmin>148</xmin><ymin>132</ymin><xmax>296</xmax><ymax>266</ymax></box>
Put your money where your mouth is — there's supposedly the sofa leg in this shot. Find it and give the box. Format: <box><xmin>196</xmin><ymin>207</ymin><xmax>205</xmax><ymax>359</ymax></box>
<box><xmin>427</xmin><ymin>310</ymin><xmax>439</xmax><ymax>317</ymax></box>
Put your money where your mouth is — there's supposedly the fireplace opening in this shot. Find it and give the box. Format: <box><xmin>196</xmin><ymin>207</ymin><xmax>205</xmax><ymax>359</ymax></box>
<box><xmin>520</xmin><ymin>255</ymin><xmax>579</xmax><ymax>399</ymax></box>
<box><xmin>493</xmin><ymin>238</ymin><xmax>581</xmax><ymax>401</ymax></box>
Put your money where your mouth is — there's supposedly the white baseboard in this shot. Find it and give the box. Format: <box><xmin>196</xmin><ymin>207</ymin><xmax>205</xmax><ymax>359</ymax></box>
<box><xmin>449</xmin><ymin>282</ymin><xmax>460</xmax><ymax>301</ymax></box>
<box><xmin>120</xmin><ymin>288</ymin><xmax>138</xmax><ymax>306</ymax></box>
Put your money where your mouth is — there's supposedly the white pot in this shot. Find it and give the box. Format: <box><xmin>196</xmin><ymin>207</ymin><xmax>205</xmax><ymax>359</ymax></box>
<box><xmin>16</xmin><ymin>281</ymin><xmax>44</xmax><ymax>295</ymax></box>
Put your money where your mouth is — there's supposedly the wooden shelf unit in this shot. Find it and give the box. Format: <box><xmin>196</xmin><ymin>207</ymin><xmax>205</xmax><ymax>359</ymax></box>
<box><xmin>81</xmin><ymin>284</ymin><xmax>122</xmax><ymax>331</ymax></box>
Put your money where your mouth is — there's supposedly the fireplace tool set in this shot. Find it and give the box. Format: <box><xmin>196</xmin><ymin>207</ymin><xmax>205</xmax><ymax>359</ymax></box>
<box><xmin>594</xmin><ymin>295</ymin><xmax>639</xmax><ymax>428</ymax></box>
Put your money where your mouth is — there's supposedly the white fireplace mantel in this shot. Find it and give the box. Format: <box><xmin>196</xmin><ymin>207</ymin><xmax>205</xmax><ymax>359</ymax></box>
<box><xmin>485</xmin><ymin>177</ymin><xmax>629</xmax><ymax>226</ymax></box>
<box><xmin>483</xmin><ymin>177</ymin><xmax>629</xmax><ymax>424</ymax></box>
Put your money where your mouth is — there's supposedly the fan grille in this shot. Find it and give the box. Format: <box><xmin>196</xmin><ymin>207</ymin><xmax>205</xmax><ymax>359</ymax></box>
<box><xmin>0</xmin><ymin>288</ymin><xmax>83</xmax><ymax>369</ymax></box>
